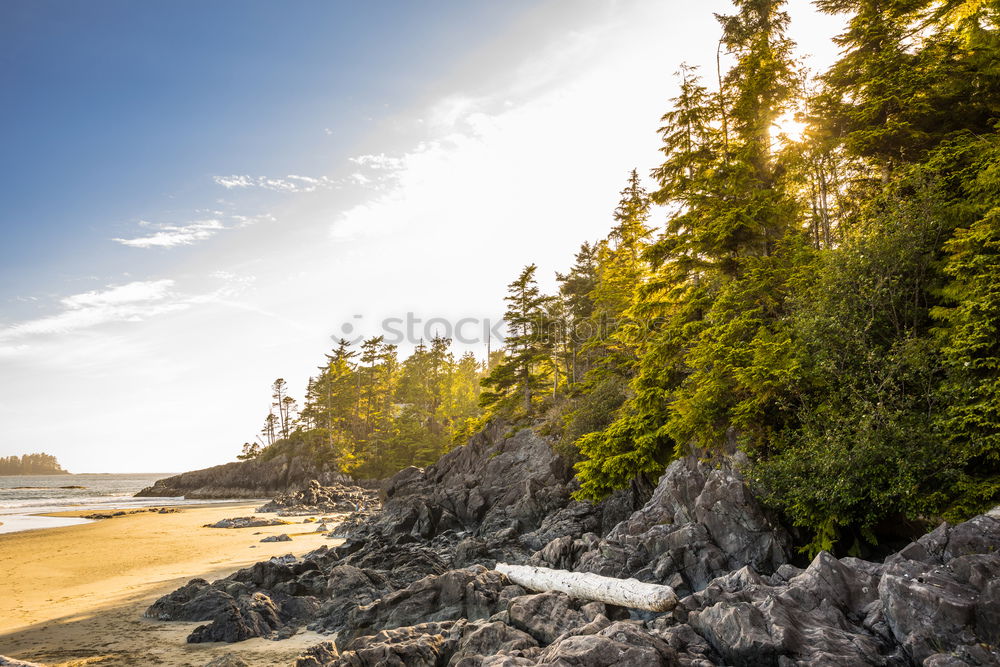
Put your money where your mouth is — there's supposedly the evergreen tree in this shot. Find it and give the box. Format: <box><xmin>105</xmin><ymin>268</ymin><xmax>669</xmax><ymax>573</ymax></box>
<box><xmin>556</xmin><ymin>242</ymin><xmax>599</xmax><ymax>385</ymax></box>
<box><xmin>481</xmin><ymin>264</ymin><xmax>553</xmax><ymax>415</ymax></box>
<box><xmin>589</xmin><ymin>170</ymin><xmax>654</xmax><ymax>377</ymax></box>
<box><xmin>933</xmin><ymin>137</ymin><xmax>1000</xmax><ymax>518</ymax></box>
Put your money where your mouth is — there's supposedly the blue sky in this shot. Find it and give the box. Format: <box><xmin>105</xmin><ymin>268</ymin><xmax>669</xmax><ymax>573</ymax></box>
<box><xmin>0</xmin><ymin>1</ymin><xmax>842</xmax><ymax>472</ymax></box>
<box><xmin>1</xmin><ymin>0</ymin><xmax>537</xmax><ymax>305</ymax></box>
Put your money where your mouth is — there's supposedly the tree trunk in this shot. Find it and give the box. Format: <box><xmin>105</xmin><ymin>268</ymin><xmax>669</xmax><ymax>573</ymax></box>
<box><xmin>495</xmin><ymin>563</ymin><xmax>678</xmax><ymax>612</ymax></box>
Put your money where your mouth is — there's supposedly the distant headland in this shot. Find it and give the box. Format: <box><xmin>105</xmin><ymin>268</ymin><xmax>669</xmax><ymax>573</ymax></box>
<box><xmin>0</xmin><ymin>453</ymin><xmax>69</xmax><ymax>475</ymax></box>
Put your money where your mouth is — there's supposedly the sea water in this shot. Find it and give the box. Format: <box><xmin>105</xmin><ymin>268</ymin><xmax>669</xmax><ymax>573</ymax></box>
<box><xmin>0</xmin><ymin>473</ymin><xmax>226</xmax><ymax>534</ymax></box>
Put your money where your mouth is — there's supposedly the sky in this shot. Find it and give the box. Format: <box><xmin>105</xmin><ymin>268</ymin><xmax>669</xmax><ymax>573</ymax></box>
<box><xmin>0</xmin><ymin>0</ymin><xmax>844</xmax><ymax>473</ymax></box>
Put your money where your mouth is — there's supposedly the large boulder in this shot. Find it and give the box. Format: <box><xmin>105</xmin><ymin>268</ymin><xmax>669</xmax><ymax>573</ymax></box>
<box><xmin>878</xmin><ymin>515</ymin><xmax>1000</xmax><ymax>664</ymax></box>
<box><xmin>536</xmin><ymin>622</ymin><xmax>677</xmax><ymax>666</ymax></box>
<box><xmin>333</xmin><ymin>566</ymin><xmax>513</xmax><ymax>648</ymax></box>
<box><xmin>301</xmin><ymin>619</ymin><xmax>540</xmax><ymax>667</ymax></box>
<box><xmin>187</xmin><ymin>592</ymin><xmax>284</xmax><ymax>643</ymax></box>
<box><xmin>679</xmin><ymin>555</ymin><xmax>903</xmax><ymax>666</ymax></box>
<box><xmin>144</xmin><ymin>578</ymin><xmax>237</xmax><ymax>621</ymax></box>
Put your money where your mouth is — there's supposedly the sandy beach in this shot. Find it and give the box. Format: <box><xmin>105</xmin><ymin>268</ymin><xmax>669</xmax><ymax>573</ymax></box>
<box><xmin>0</xmin><ymin>503</ymin><xmax>342</xmax><ymax>666</ymax></box>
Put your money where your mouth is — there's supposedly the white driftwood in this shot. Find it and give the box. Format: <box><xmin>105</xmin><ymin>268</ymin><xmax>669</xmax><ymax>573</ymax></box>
<box><xmin>495</xmin><ymin>562</ymin><xmax>678</xmax><ymax>612</ymax></box>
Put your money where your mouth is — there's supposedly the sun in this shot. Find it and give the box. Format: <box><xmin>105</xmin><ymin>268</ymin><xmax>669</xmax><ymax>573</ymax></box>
<box><xmin>771</xmin><ymin>112</ymin><xmax>810</xmax><ymax>145</ymax></box>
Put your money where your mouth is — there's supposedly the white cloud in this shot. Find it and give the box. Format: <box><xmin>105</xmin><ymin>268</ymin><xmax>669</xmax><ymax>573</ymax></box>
<box><xmin>113</xmin><ymin>219</ymin><xmax>224</xmax><ymax>248</ymax></box>
<box><xmin>113</xmin><ymin>214</ymin><xmax>270</xmax><ymax>249</ymax></box>
<box><xmin>213</xmin><ymin>174</ymin><xmax>338</xmax><ymax>192</ymax></box>
<box><xmin>0</xmin><ymin>275</ymin><xmax>254</xmax><ymax>347</ymax></box>
<box><xmin>349</xmin><ymin>154</ymin><xmax>405</xmax><ymax>170</ymax></box>
<box><xmin>60</xmin><ymin>279</ymin><xmax>175</xmax><ymax>310</ymax></box>
<box><xmin>0</xmin><ymin>280</ymin><xmax>179</xmax><ymax>341</ymax></box>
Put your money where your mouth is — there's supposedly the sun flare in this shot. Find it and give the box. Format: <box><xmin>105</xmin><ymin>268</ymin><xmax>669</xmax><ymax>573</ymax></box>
<box><xmin>772</xmin><ymin>112</ymin><xmax>810</xmax><ymax>144</ymax></box>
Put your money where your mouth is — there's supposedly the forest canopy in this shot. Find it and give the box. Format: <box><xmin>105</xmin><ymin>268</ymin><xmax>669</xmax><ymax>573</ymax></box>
<box><xmin>238</xmin><ymin>336</ymin><xmax>488</xmax><ymax>480</ymax></box>
<box><xmin>243</xmin><ymin>0</ymin><xmax>1000</xmax><ymax>555</ymax></box>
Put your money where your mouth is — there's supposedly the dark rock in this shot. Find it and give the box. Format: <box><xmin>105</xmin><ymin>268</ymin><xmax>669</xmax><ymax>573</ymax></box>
<box><xmin>573</xmin><ymin>456</ymin><xmax>791</xmax><ymax>595</ymax></box>
<box><xmin>206</xmin><ymin>516</ymin><xmax>291</xmax><ymax>529</ymax></box>
<box><xmin>333</xmin><ymin>621</ymin><xmax>465</xmax><ymax>666</ymax></box>
<box><xmin>188</xmin><ymin>592</ymin><xmax>284</xmax><ymax>643</ymax></box>
<box><xmin>136</xmin><ymin>456</ymin><xmax>357</xmax><ymax>499</ymax></box>
<box><xmin>297</xmin><ymin>619</ymin><xmax>538</xmax><ymax>667</ymax></box>
<box><xmin>685</xmin><ymin>555</ymin><xmax>903</xmax><ymax>666</ymax></box>
<box><xmin>450</xmin><ymin>620</ymin><xmax>538</xmax><ymax>663</ymax></box>
<box><xmin>261</xmin><ymin>534</ymin><xmax>292</xmax><ymax>542</ymax></box>
<box><xmin>334</xmin><ymin>565</ymin><xmax>511</xmax><ymax>649</ymax></box>
<box><xmin>329</xmin><ymin>538</ymin><xmax>451</xmax><ymax>589</ymax></box>
<box><xmin>369</xmin><ymin>424</ymin><xmax>577</xmax><ymax>543</ymax></box>
<box><xmin>507</xmin><ymin>592</ymin><xmax>591</xmax><ymax>644</ymax></box>
<box><xmin>144</xmin><ymin>419</ymin><xmax>1000</xmax><ymax>667</ymax></box>
<box><xmin>257</xmin><ymin>480</ymin><xmax>380</xmax><ymax>516</ymax></box>
<box><xmin>296</xmin><ymin>642</ymin><xmax>339</xmax><ymax>667</ymax></box>
<box><xmin>144</xmin><ymin>578</ymin><xmax>236</xmax><ymax>621</ymax></box>
<box><xmin>879</xmin><ymin>515</ymin><xmax>1000</xmax><ymax>664</ymax></box>
<box><xmin>536</xmin><ymin>629</ymin><xmax>672</xmax><ymax>666</ymax></box>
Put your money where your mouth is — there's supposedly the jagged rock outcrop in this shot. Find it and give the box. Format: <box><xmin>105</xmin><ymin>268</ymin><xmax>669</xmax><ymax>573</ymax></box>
<box><xmin>257</xmin><ymin>480</ymin><xmax>380</xmax><ymax>516</ymax></box>
<box><xmin>544</xmin><ymin>456</ymin><xmax>792</xmax><ymax>598</ymax></box>
<box><xmin>145</xmin><ymin>421</ymin><xmax>1000</xmax><ymax>667</ymax></box>
<box><xmin>878</xmin><ymin>514</ymin><xmax>1000</xmax><ymax>664</ymax></box>
<box><xmin>135</xmin><ymin>456</ymin><xmax>355</xmax><ymax>499</ymax></box>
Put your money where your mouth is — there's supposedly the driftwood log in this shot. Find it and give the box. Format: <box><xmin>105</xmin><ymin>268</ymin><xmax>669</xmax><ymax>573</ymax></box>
<box><xmin>495</xmin><ymin>562</ymin><xmax>678</xmax><ymax>612</ymax></box>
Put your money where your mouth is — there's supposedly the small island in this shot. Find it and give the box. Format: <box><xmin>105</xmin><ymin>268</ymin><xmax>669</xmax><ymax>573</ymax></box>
<box><xmin>0</xmin><ymin>454</ymin><xmax>69</xmax><ymax>476</ymax></box>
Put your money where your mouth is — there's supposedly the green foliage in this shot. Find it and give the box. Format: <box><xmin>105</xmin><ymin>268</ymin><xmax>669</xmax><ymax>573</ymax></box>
<box><xmin>932</xmin><ymin>135</ymin><xmax>1000</xmax><ymax>519</ymax></box>
<box><xmin>253</xmin><ymin>334</ymin><xmax>487</xmax><ymax>479</ymax></box>
<box><xmin>556</xmin><ymin>374</ymin><xmax>629</xmax><ymax>462</ymax></box>
<box><xmin>481</xmin><ymin>264</ymin><xmax>555</xmax><ymax>416</ymax></box>
<box><xmin>565</xmin><ymin>1</ymin><xmax>1000</xmax><ymax>551</ymax></box>
<box><xmin>236</xmin><ymin>442</ymin><xmax>262</xmax><ymax>461</ymax></box>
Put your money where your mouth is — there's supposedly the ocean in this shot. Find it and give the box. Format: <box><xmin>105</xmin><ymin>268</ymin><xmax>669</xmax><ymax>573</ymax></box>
<box><xmin>0</xmin><ymin>473</ymin><xmax>231</xmax><ymax>534</ymax></box>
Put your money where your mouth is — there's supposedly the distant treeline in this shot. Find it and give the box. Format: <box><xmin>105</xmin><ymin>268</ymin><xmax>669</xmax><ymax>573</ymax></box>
<box><xmin>0</xmin><ymin>453</ymin><xmax>69</xmax><ymax>475</ymax></box>
<box><xmin>239</xmin><ymin>336</ymin><xmax>489</xmax><ymax>479</ymax></box>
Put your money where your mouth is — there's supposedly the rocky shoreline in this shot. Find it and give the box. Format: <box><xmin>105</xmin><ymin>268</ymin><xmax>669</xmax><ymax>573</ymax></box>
<box><xmin>135</xmin><ymin>456</ymin><xmax>357</xmax><ymax>499</ymax></box>
<box><xmin>143</xmin><ymin>422</ymin><xmax>1000</xmax><ymax>666</ymax></box>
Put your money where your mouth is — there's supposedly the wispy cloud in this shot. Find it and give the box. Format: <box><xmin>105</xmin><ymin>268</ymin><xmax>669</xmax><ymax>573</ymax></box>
<box><xmin>0</xmin><ymin>279</ymin><xmax>179</xmax><ymax>341</ymax></box>
<box><xmin>113</xmin><ymin>219</ymin><xmax>224</xmax><ymax>248</ymax></box>
<box><xmin>0</xmin><ymin>275</ymin><xmax>253</xmax><ymax>347</ymax></box>
<box><xmin>112</xmin><ymin>214</ymin><xmax>270</xmax><ymax>249</ymax></box>
<box><xmin>349</xmin><ymin>154</ymin><xmax>405</xmax><ymax>171</ymax></box>
<box><xmin>213</xmin><ymin>174</ymin><xmax>338</xmax><ymax>193</ymax></box>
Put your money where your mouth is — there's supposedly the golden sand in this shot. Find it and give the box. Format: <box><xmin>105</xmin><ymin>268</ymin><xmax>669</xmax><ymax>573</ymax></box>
<box><xmin>0</xmin><ymin>503</ymin><xmax>343</xmax><ymax>666</ymax></box>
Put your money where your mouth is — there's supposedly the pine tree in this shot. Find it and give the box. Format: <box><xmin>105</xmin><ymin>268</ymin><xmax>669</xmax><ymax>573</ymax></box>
<box><xmin>556</xmin><ymin>243</ymin><xmax>599</xmax><ymax>385</ymax></box>
<box><xmin>574</xmin><ymin>0</ymin><xmax>802</xmax><ymax>499</ymax></box>
<box><xmin>481</xmin><ymin>264</ymin><xmax>553</xmax><ymax>415</ymax></box>
<box><xmin>589</xmin><ymin>170</ymin><xmax>654</xmax><ymax>377</ymax></box>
